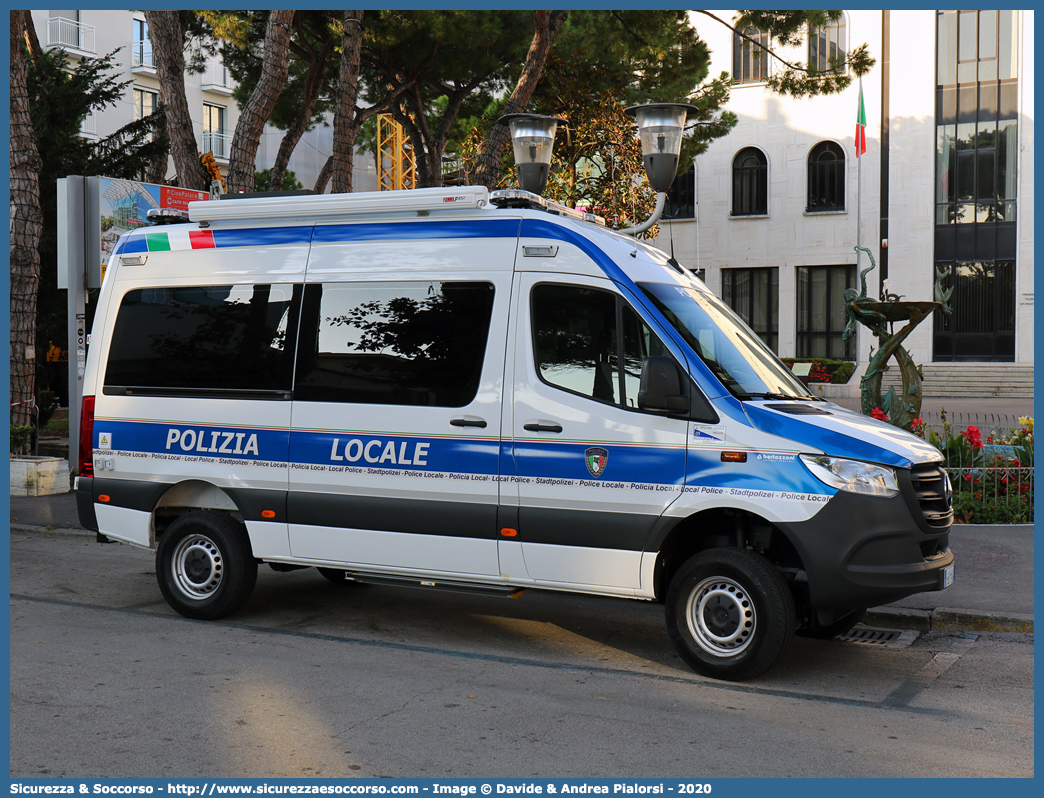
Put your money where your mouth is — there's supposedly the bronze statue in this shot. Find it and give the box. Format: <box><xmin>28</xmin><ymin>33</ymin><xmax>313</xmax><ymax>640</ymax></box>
<box><xmin>843</xmin><ymin>246</ymin><xmax>949</xmax><ymax>429</ymax></box>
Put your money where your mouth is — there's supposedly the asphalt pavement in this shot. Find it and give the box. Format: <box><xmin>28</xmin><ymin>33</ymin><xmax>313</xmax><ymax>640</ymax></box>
<box><xmin>9</xmin><ymin>489</ymin><xmax>1033</xmax><ymax>635</ymax></box>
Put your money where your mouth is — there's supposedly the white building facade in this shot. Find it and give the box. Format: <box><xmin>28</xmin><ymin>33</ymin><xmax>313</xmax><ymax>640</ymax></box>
<box><xmin>35</xmin><ymin>10</ymin><xmax>242</xmax><ymax>179</ymax></box>
<box><xmin>32</xmin><ymin>9</ymin><xmax>369</xmax><ymax>192</ymax></box>
<box><xmin>655</xmin><ymin>9</ymin><xmax>1033</xmax><ymax>380</ymax></box>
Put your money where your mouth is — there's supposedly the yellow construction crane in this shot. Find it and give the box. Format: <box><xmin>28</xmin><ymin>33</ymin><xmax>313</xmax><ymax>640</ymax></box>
<box><xmin>377</xmin><ymin>114</ymin><xmax>416</xmax><ymax>191</ymax></box>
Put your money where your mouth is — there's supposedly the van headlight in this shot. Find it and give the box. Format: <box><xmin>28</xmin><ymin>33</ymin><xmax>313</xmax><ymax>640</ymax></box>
<box><xmin>799</xmin><ymin>455</ymin><xmax>900</xmax><ymax>498</ymax></box>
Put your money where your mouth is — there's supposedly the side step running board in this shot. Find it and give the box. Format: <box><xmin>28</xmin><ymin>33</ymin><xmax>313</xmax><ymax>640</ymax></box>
<box><xmin>349</xmin><ymin>571</ymin><xmax>527</xmax><ymax>599</ymax></box>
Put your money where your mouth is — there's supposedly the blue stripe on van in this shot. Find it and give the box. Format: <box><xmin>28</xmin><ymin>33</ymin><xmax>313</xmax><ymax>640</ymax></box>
<box><xmin>311</xmin><ymin>219</ymin><xmax>520</xmax><ymax>244</ymax></box>
<box><xmin>114</xmin><ymin>236</ymin><xmax>149</xmax><ymax>255</ymax></box>
<box><xmin>94</xmin><ymin>420</ymin><xmax>289</xmax><ymax>463</ymax></box>
<box><xmin>289</xmin><ymin>430</ymin><xmax>500</xmax><ymax>475</ymax></box>
<box><xmin>743</xmin><ymin>404</ymin><xmax>914</xmax><ymax>469</ymax></box>
<box><xmin>212</xmin><ymin>226</ymin><xmax>314</xmax><ymax>248</ymax></box>
<box><xmin>511</xmin><ymin>438</ymin><xmax>686</xmax><ymax>485</ymax></box>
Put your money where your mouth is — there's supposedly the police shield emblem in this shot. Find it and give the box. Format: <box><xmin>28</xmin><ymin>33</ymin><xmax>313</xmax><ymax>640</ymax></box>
<box><xmin>584</xmin><ymin>447</ymin><xmax>608</xmax><ymax>478</ymax></box>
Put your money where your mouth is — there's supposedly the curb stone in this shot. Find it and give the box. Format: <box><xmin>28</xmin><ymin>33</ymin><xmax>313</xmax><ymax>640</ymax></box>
<box><xmin>866</xmin><ymin>605</ymin><xmax>1033</xmax><ymax>634</ymax></box>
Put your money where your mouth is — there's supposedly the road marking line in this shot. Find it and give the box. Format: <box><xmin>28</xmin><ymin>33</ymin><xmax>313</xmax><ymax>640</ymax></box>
<box><xmin>883</xmin><ymin>634</ymin><xmax>978</xmax><ymax>707</ymax></box>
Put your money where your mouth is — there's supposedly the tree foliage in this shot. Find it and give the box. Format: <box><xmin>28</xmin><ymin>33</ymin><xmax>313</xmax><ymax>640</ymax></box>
<box><xmin>26</xmin><ymin>47</ymin><xmax>169</xmax><ymax>399</ymax></box>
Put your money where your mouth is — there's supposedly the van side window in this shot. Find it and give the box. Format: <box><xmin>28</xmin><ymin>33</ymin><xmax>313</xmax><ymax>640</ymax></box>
<box><xmin>532</xmin><ymin>284</ymin><xmax>620</xmax><ymax>405</ymax></box>
<box><xmin>533</xmin><ymin>284</ymin><xmax>679</xmax><ymax>411</ymax></box>
<box><xmin>104</xmin><ymin>284</ymin><xmax>300</xmax><ymax>394</ymax></box>
<box><xmin>295</xmin><ymin>281</ymin><xmax>495</xmax><ymax>407</ymax></box>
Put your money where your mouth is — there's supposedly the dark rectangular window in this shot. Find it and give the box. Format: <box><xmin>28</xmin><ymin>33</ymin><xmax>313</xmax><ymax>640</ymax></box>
<box><xmin>532</xmin><ymin>284</ymin><xmax>672</xmax><ymax>411</ymax></box>
<box><xmin>796</xmin><ymin>266</ymin><xmax>855</xmax><ymax>360</ymax></box>
<box><xmin>532</xmin><ymin>284</ymin><xmax>620</xmax><ymax>406</ymax></box>
<box><xmin>105</xmin><ymin>284</ymin><xmax>300</xmax><ymax>394</ymax></box>
<box><xmin>294</xmin><ymin>281</ymin><xmax>495</xmax><ymax>407</ymax></box>
<box><xmin>665</xmin><ymin>166</ymin><xmax>695</xmax><ymax>219</ymax></box>
<box><xmin>733</xmin><ymin>28</ymin><xmax>769</xmax><ymax>84</ymax></box>
<box><xmin>722</xmin><ymin>268</ymin><xmax>779</xmax><ymax>353</ymax></box>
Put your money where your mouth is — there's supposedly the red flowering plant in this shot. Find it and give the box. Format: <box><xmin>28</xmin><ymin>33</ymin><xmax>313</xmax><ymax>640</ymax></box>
<box><xmin>808</xmin><ymin>360</ymin><xmax>831</xmax><ymax>383</ymax></box>
<box><xmin>870</xmin><ymin>407</ymin><xmax>889</xmax><ymax>421</ymax></box>
<box><xmin>922</xmin><ymin>413</ymin><xmax>1036</xmax><ymax>523</ymax></box>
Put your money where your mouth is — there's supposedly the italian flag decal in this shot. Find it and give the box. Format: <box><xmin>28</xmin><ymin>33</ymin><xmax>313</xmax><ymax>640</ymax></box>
<box><xmin>142</xmin><ymin>229</ymin><xmax>216</xmax><ymax>252</ymax></box>
<box><xmin>855</xmin><ymin>82</ymin><xmax>867</xmax><ymax>158</ymax></box>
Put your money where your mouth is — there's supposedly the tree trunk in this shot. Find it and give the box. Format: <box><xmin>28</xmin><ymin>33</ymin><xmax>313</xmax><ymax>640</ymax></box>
<box><xmin>10</xmin><ymin>11</ymin><xmax>43</xmax><ymax>441</ymax></box>
<box><xmin>330</xmin><ymin>10</ymin><xmax>365</xmax><ymax>194</ymax></box>
<box><xmin>16</xmin><ymin>9</ymin><xmax>43</xmax><ymax>65</ymax></box>
<box><xmin>225</xmin><ymin>10</ymin><xmax>295</xmax><ymax>194</ymax></box>
<box><xmin>472</xmin><ymin>10</ymin><xmax>568</xmax><ymax>190</ymax></box>
<box><xmin>146</xmin><ymin>99</ymin><xmax>170</xmax><ymax>184</ymax></box>
<box><xmin>313</xmin><ymin>154</ymin><xmax>333</xmax><ymax>194</ymax></box>
<box><xmin>268</xmin><ymin>31</ymin><xmax>335</xmax><ymax>191</ymax></box>
<box><xmin>145</xmin><ymin>11</ymin><xmax>209</xmax><ymax>190</ymax></box>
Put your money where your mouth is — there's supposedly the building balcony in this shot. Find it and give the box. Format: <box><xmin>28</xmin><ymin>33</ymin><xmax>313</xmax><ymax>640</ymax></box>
<box><xmin>203</xmin><ymin>132</ymin><xmax>232</xmax><ymax>162</ymax></box>
<box><xmin>131</xmin><ymin>40</ymin><xmax>156</xmax><ymax>75</ymax></box>
<box><xmin>79</xmin><ymin>113</ymin><xmax>98</xmax><ymax>140</ymax></box>
<box><xmin>46</xmin><ymin>17</ymin><xmax>96</xmax><ymax>57</ymax></box>
<box><xmin>201</xmin><ymin>62</ymin><xmax>234</xmax><ymax>95</ymax></box>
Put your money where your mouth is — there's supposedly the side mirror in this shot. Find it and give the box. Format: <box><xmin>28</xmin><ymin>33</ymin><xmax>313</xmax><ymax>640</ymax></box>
<box><xmin>638</xmin><ymin>356</ymin><xmax>688</xmax><ymax>413</ymax></box>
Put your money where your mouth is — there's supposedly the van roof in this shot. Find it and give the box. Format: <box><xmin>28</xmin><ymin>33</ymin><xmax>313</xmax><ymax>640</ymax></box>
<box><xmin>188</xmin><ymin>186</ymin><xmax>605</xmax><ymax>228</ymax></box>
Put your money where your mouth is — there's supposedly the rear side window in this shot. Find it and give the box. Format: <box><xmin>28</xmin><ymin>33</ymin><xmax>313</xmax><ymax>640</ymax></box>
<box><xmin>104</xmin><ymin>284</ymin><xmax>300</xmax><ymax>394</ymax></box>
<box><xmin>294</xmin><ymin>281</ymin><xmax>495</xmax><ymax>407</ymax></box>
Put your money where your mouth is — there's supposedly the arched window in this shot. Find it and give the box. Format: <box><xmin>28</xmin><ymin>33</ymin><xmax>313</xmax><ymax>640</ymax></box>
<box><xmin>807</xmin><ymin>141</ymin><xmax>845</xmax><ymax>211</ymax></box>
<box><xmin>732</xmin><ymin>147</ymin><xmax>767</xmax><ymax>216</ymax></box>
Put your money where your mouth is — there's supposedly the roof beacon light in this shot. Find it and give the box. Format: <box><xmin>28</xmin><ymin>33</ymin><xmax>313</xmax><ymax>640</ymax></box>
<box><xmin>497</xmin><ymin>113</ymin><xmax>562</xmax><ymax>196</ymax></box>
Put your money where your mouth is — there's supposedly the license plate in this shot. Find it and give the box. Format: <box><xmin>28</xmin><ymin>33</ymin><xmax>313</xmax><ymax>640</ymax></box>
<box><xmin>942</xmin><ymin>563</ymin><xmax>955</xmax><ymax>588</ymax></box>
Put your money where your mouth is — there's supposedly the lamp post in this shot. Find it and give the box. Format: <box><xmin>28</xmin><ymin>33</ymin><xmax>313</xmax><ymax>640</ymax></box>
<box><xmin>619</xmin><ymin>103</ymin><xmax>698</xmax><ymax>235</ymax></box>
<box><xmin>496</xmin><ymin>113</ymin><xmax>563</xmax><ymax>196</ymax></box>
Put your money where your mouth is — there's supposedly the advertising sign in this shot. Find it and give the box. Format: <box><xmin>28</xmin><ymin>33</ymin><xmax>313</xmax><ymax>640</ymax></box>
<box><xmin>98</xmin><ymin>178</ymin><xmax>209</xmax><ymax>280</ymax></box>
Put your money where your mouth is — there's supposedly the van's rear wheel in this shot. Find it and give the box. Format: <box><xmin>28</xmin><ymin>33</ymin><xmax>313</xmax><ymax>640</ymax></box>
<box><xmin>665</xmin><ymin>548</ymin><xmax>795</xmax><ymax>681</ymax></box>
<box><xmin>156</xmin><ymin>511</ymin><xmax>257</xmax><ymax>620</ymax></box>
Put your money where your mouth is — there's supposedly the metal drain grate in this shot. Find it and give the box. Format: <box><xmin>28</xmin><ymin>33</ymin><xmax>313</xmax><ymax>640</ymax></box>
<box><xmin>837</xmin><ymin>625</ymin><xmax>919</xmax><ymax>648</ymax></box>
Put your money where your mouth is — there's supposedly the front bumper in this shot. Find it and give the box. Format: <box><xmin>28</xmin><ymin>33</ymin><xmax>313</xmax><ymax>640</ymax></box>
<box><xmin>776</xmin><ymin>464</ymin><xmax>954</xmax><ymax>610</ymax></box>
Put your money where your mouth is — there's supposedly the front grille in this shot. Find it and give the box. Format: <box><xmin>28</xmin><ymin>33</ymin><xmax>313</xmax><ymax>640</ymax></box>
<box><xmin>910</xmin><ymin>462</ymin><xmax>954</xmax><ymax>530</ymax></box>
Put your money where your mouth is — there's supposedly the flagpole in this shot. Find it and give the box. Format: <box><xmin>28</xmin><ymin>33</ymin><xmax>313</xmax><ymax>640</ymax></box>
<box><xmin>856</xmin><ymin>77</ymin><xmax>863</xmax><ymax>277</ymax></box>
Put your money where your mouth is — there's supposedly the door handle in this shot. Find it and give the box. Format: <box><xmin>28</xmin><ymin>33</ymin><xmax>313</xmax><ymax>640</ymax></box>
<box><xmin>523</xmin><ymin>421</ymin><xmax>563</xmax><ymax>433</ymax></box>
<box><xmin>450</xmin><ymin>417</ymin><xmax>487</xmax><ymax>428</ymax></box>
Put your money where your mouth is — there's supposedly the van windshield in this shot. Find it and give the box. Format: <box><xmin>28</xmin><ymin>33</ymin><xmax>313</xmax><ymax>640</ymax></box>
<box><xmin>639</xmin><ymin>282</ymin><xmax>813</xmax><ymax>400</ymax></box>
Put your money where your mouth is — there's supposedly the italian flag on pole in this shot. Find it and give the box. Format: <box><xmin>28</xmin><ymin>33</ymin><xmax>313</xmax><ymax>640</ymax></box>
<box><xmin>855</xmin><ymin>81</ymin><xmax>867</xmax><ymax>158</ymax></box>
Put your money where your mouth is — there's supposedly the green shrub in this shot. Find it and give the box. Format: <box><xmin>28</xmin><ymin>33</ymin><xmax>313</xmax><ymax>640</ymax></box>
<box><xmin>37</xmin><ymin>390</ymin><xmax>59</xmax><ymax>429</ymax></box>
<box><xmin>10</xmin><ymin>425</ymin><xmax>34</xmax><ymax>454</ymax></box>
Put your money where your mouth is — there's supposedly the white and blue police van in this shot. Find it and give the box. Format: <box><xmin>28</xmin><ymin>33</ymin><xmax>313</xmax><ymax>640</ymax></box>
<box><xmin>75</xmin><ymin>185</ymin><xmax>954</xmax><ymax>681</ymax></box>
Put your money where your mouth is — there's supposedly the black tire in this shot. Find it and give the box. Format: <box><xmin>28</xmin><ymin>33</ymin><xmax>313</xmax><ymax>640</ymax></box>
<box><xmin>316</xmin><ymin>567</ymin><xmax>359</xmax><ymax>586</ymax></box>
<box><xmin>156</xmin><ymin>511</ymin><xmax>257</xmax><ymax>620</ymax></box>
<box><xmin>665</xmin><ymin>548</ymin><xmax>795</xmax><ymax>681</ymax></box>
<box><xmin>797</xmin><ymin>608</ymin><xmax>867</xmax><ymax>640</ymax></box>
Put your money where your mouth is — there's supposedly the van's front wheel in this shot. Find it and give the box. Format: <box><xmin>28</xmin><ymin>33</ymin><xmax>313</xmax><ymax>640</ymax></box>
<box><xmin>156</xmin><ymin>511</ymin><xmax>257</xmax><ymax>620</ymax></box>
<box><xmin>665</xmin><ymin>548</ymin><xmax>795</xmax><ymax>681</ymax></box>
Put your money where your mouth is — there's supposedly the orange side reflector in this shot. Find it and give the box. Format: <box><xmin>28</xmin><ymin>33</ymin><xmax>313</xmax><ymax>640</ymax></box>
<box><xmin>720</xmin><ymin>451</ymin><xmax>748</xmax><ymax>463</ymax></box>
<box><xmin>98</xmin><ymin>495</ymin><xmax>111</xmax><ymax>503</ymax></box>
<box><xmin>261</xmin><ymin>510</ymin><xmax>276</xmax><ymax>519</ymax></box>
<box><xmin>500</xmin><ymin>527</ymin><xmax>518</xmax><ymax>537</ymax></box>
